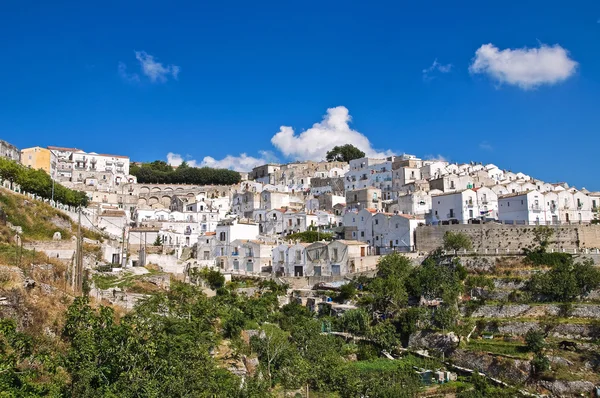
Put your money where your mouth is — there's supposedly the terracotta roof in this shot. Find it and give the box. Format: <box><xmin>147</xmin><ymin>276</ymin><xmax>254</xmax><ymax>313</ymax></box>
<box><xmin>204</xmin><ymin>232</ymin><xmax>216</xmax><ymax>236</ymax></box>
<box><xmin>365</xmin><ymin>208</ymin><xmax>378</xmax><ymax>213</ymax></box>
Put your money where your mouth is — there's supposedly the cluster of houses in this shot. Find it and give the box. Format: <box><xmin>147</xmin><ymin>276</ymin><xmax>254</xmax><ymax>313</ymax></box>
<box><xmin>2</xmin><ymin>137</ymin><xmax>599</xmax><ymax>277</ymax></box>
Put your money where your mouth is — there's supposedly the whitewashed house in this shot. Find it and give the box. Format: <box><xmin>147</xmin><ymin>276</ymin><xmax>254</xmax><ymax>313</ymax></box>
<box><xmin>498</xmin><ymin>190</ymin><xmax>546</xmax><ymax>224</ymax></box>
<box><xmin>431</xmin><ymin>189</ymin><xmax>480</xmax><ymax>224</ymax></box>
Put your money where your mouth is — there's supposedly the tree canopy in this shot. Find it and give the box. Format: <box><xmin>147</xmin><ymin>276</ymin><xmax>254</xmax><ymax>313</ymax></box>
<box><xmin>130</xmin><ymin>161</ymin><xmax>241</xmax><ymax>185</ymax></box>
<box><xmin>325</xmin><ymin>144</ymin><xmax>365</xmax><ymax>163</ymax></box>
<box><xmin>0</xmin><ymin>157</ymin><xmax>88</xmax><ymax>207</ymax></box>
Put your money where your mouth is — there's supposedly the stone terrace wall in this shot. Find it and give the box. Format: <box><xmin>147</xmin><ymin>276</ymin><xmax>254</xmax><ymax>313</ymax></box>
<box><xmin>415</xmin><ymin>223</ymin><xmax>600</xmax><ymax>253</ymax></box>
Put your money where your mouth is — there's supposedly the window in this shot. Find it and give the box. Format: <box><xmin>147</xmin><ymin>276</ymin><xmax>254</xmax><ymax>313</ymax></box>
<box><xmin>395</xmin><ymin>223</ymin><xmax>399</xmax><ymax>228</ymax></box>
<box><xmin>332</xmin><ymin>248</ymin><xmax>338</xmax><ymax>261</ymax></box>
<box><xmin>508</xmin><ymin>202</ymin><xmax>510</xmax><ymax>207</ymax></box>
<box><xmin>352</xmin><ymin>232</ymin><xmax>356</xmax><ymax>238</ymax></box>
<box><xmin>395</xmin><ymin>240</ymin><xmax>399</xmax><ymax>244</ymax></box>
<box><xmin>521</xmin><ymin>200</ymin><xmax>524</xmax><ymax>205</ymax></box>
<box><xmin>220</xmin><ymin>248</ymin><xmax>225</xmax><ymax>256</ymax></box>
<box><xmin>219</xmin><ymin>232</ymin><xmax>226</xmax><ymax>241</ymax></box>
<box><xmin>295</xmin><ymin>250</ymin><xmax>301</xmax><ymax>262</ymax></box>
<box><xmin>375</xmin><ymin>219</ymin><xmax>379</xmax><ymax>225</ymax></box>
<box><xmin>360</xmin><ymin>231</ymin><xmax>365</xmax><ymax>237</ymax></box>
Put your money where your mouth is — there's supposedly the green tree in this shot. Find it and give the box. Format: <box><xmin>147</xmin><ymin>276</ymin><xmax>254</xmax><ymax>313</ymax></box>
<box><xmin>524</xmin><ymin>329</ymin><xmax>546</xmax><ymax>353</ymax></box>
<box><xmin>339</xmin><ymin>308</ymin><xmax>371</xmax><ymax>335</ymax></box>
<box><xmin>251</xmin><ymin>324</ymin><xmax>292</xmax><ymax>388</ymax></box>
<box><xmin>286</xmin><ymin>231</ymin><xmax>334</xmax><ymax>243</ymax></box>
<box><xmin>325</xmin><ymin>144</ymin><xmax>365</xmax><ymax>163</ymax></box>
<box><xmin>443</xmin><ymin>231</ymin><xmax>473</xmax><ymax>252</ymax></box>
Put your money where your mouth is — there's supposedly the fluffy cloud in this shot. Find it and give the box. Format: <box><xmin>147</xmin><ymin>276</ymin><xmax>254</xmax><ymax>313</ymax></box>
<box><xmin>271</xmin><ymin>106</ymin><xmax>391</xmax><ymax>160</ymax></box>
<box><xmin>135</xmin><ymin>51</ymin><xmax>180</xmax><ymax>83</ymax></box>
<box><xmin>166</xmin><ymin>152</ymin><xmax>198</xmax><ymax>167</ymax></box>
<box><xmin>167</xmin><ymin>107</ymin><xmax>393</xmax><ymax>172</ymax></box>
<box><xmin>469</xmin><ymin>43</ymin><xmax>577</xmax><ymax>89</ymax></box>
<box><xmin>119</xmin><ymin>51</ymin><xmax>179</xmax><ymax>84</ymax></box>
<box><xmin>117</xmin><ymin>62</ymin><xmax>140</xmax><ymax>83</ymax></box>
<box><xmin>422</xmin><ymin>59</ymin><xmax>452</xmax><ymax>81</ymax></box>
<box><xmin>167</xmin><ymin>151</ymin><xmax>277</xmax><ymax>172</ymax></box>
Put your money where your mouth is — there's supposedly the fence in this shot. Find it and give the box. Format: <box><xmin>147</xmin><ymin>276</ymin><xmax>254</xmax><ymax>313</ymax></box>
<box><xmin>443</xmin><ymin>247</ymin><xmax>600</xmax><ymax>256</ymax></box>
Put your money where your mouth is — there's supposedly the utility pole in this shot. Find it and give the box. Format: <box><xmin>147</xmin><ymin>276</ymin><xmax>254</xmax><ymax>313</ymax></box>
<box><xmin>120</xmin><ymin>225</ymin><xmax>127</xmax><ymax>268</ymax></box>
<box><xmin>74</xmin><ymin>207</ymin><xmax>83</xmax><ymax>294</ymax></box>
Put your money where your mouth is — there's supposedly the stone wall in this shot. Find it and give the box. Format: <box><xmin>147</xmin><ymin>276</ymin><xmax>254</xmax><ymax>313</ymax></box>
<box><xmin>415</xmin><ymin>223</ymin><xmax>600</xmax><ymax>252</ymax></box>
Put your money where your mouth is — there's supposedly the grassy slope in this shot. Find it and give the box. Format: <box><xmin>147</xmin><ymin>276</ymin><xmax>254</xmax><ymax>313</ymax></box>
<box><xmin>0</xmin><ymin>188</ymin><xmax>105</xmax><ymax>243</ymax></box>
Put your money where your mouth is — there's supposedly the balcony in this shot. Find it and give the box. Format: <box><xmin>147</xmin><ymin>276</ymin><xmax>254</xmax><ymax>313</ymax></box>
<box><xmin>593</xmin><ymin>206</ymin><xmax>599</xmax><ymax>213</ymax></box>
<box><xmin>372</xmin><ymin>198</ymin><xmax>379</xmax><ymax>203</ymax></box>
<box><xmin>530</xmin><ymin>204</ymin><xmax>542</xmax><ymax>212</ymax></box>
<box><xmin>232</xmin><ymin>251</ymin><xmax>239</xmax><ymax>256</ymax></box>
<box><xmin>549</xmin><ymin>205</ymin><xmax>557</xmax><ymax>213</ymax></box>
<box><xmin>466</xmin><ymin>201</ymin><xmax>474</xmax><ymax>207</ymax></box>
<box><xmin>480</xmin><ymin>200</ymin><xmax>489</xmax><ymax>205</ymax></box>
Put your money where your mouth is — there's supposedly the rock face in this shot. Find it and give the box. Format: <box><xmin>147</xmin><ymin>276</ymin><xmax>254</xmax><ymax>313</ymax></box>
<box><xmin>408</xmin><ymin>331</ymin><xmax>459</xmax><ymax>355</ymax></box>
<box><xmin>539</xmin><ymin>380</ymin><xmax>595</xmax><ymax>397</ymax></box>
<box><xmin>50</xmin><ymin>216</ymin><xmax>72</xmax><ymax>231</ymax></box>
<box><xmin>471</xmin><ymin>304</ymin><xmax>600</xmax><ymax>319</ymax></box>
<box><xmin>450</xmin><ymin>349</ymin><xmax>530</xmax><ymax>385</ymax></box>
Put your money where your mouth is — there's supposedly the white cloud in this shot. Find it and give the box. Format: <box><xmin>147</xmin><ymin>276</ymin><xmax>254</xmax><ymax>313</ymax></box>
<box><xmin>119</xmin><ymin>51</ymin><xmax>179</xmax><ymax>84</ymax></box>
<box><xmin>167</xmin><ymin>151</ymin><xmax>278</xmax><ymax>172</ymax></box>
<box><xmin>167</xmin><ymin>106</ymin><xmax>396</xmax><ymax>172</ymax></box>
<box><xmin>424</xmin><ymin>154</ymin><xmax>448</xmax><ymax>162</ymax></box>
<box><xmin>118</xmin><ymin>62</ymin><xmax>140</xmax><ymax>83</ymax></box>
<box><xmin>469</xmin><ymin>43</ymin><xmax>577</xmax><ymax>89</ymax></box>
<box><xmin>167</xmin><ymin>152</ymin><xmax>198</xmax><ymax>167</ymax></box>
<box><xmin>271</xmin><ymin>106</ymin><xmax>392</xmax><ymax>161</ymax></box>
<box><xmin>422</xmin><ymin>59</ymin><xmax>452</xmax><ymax>81</ymax></box>
<box><xmin>135</xmin><ymin>51</ymin><xmax>180</xmax><ymax>83</ymax></box>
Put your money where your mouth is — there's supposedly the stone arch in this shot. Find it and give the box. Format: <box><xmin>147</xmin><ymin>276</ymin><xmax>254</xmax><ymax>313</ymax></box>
<box><xmin>187</xmin><ymin>192</ymin><xmax>195</xmax><ymax>198</ymax></box>
<box><xmin>137</xmin><ymin>198</ymin><xmax>148</xmax><ymax>206</ymax></box>
<box><xmin>164</xmin><ymin>187</ymin><xmax>173</xmax><ymax>192</ymax></box>
<box><xmin>161</xmin><ymin>195</ymin><xmax>172</xmax><ymax>207</ymax></box>
<box><xmin>176</xmin><ymin>187</ymin><xmax>184</xmax><ymax>191</ymax></box>
<box><xmin>148</xmin><ymin>196</ymin><xmax>159</xmax><ymax>206</ymax></box>
<box><xmin>139</xmin><ymin>186</ymin><xmax>150</xmax><ymax>194</ymax></box>
<box><xmin>151</xmin><ymin>187</ymin><xmax>161</xmax><ymax>192</ymax></box>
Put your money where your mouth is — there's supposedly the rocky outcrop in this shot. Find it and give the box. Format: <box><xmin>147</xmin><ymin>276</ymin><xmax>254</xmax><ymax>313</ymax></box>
<box><xmin>539</xmin><ymin>380</ymin><xmax>595</xmax><ymax>397</ymax></box>
<box><xmin>470</xmin><ymin>304</ymin><xmax>600</xmax><ymax>319</ymax></box>
<box><xmin>408</xmin><ymin>331</ymin><xmax>459</xmax><ymax>355</ymax></box>
<box><xmin>450</xmin><ymin>349</ymin><xmax>530</xmax><ymax>384</ymax></box>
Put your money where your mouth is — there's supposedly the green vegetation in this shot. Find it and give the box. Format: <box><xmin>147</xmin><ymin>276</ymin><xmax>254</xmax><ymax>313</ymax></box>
<box><xmin>0</xmin><ymin>157</ymin><xmax>88</xmax><ymax>207</ymax></box>
<box><xmin>443</xmin><ymin>231</ymin><xmax>473</xmax><ymax>252</ymax></box>
<box><xmin>325</xmin><ymin>144</ymin><xmax>365</xmax><ymax>163</ymax></box>
<box><xmin>527</xmin><ymin>257</ymin><xmax>600</xmax><ymax>301</ymax></box>
<box><xmin>466</xmin><ymin>339</ymin><xmax>529</xmax><ymax>359</ymax></box>
<box><xmin>286</xmin><ymin>230</ymin><xmax>334</xmax><ymax>243</ymax></box>
<box><xmin>0</xmin><ymin>189</ymin><xmax>104</xmax><ymax>242</ymax></box>
<box><xmin>130</xmin><ymin>160</ymin><xmax>241</xmax><ymax>185</ymax></box>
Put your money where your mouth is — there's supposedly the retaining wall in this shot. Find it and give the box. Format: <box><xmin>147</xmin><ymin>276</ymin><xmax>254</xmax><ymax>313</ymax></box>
<box><xmin>415</xmin><ymin>223</ymin><xmax>600</xmax><ymax>253</ymax></box>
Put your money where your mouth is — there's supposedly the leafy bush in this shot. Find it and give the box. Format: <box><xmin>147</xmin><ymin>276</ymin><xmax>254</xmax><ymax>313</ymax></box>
<box><xmin>443</xmin><ymin>231</ymin><xmax>473</xmax><ymax>252</ymax></box>
<box><xmin>527</xmin><ymin>258</ymin><xmax>600</xmax><ymax>302</ymax></box>
<box><xmin>130</xmin><ymin>160</ymin><xmax>241</xmax><ymax>185</ymax></box>
<box><xmin>285</xmin><ymin>230</ymin><xmax>333</xmax><ymax>243</ymax></box>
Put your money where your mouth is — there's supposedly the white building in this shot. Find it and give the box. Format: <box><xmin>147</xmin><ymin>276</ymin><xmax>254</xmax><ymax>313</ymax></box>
<box><xmin>498</xmin><ymin>190</ymin><xmax>546</xmax><ymax>224</ymax></box>
<box><xmin>431</xmin><ymin>189</ymin><xmax>481</xmax><ymax>224</ymax></box>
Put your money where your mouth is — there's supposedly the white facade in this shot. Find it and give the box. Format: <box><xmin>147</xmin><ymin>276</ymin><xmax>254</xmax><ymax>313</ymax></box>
<box><xmin>431</xmin><ymin>189</ymin><xmax>480</xmax><ymax>224</ymax></box>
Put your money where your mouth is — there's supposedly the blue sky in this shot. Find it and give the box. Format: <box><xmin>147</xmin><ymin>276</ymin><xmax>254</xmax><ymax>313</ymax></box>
<box><xmin>1</xmin><ymin>1</ymin><xmax>599</xmax><ymax>189</ymax></box>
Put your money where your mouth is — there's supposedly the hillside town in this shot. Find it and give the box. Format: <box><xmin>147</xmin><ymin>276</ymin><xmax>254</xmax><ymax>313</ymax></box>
<box><xmin>3</xmin><ymin>138</ymin><xmax>600</xmax><ymax>397</ymax></box>
<box><xmin>4</xmin><ymin>139</ymin><xmax>600</xmax><ymax>277</ymax></box>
